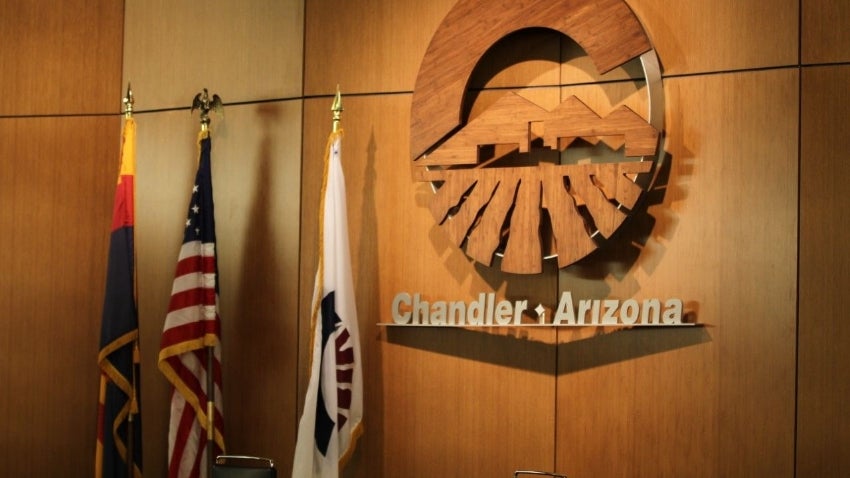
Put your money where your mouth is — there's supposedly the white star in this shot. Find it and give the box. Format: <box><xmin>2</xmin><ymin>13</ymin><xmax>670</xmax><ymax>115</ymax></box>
<box><xmin>192</xmin><ymin>204</ymin><xmax>200</xmax><ymax>214</ymax></box>
<box><xmin>193</xmin><ymin>185</ymin><xmax>199</xmax><ymax>194</ymax></box>
<box><xmin>185</xmin><ymin>218</ymin><xmax>191</xmax><ymax>228</ymax></box>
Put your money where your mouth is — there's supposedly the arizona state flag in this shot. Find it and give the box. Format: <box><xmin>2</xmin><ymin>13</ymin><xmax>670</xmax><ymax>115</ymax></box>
<box><xmin>292</xmin><ymin>129</ymin><xmax>363</xmax><ymax>478</ymax></box>
<box><xmin>96</xmin><ymin>117</ymin><xmax>143</xmax><ymax>478</ymax></box>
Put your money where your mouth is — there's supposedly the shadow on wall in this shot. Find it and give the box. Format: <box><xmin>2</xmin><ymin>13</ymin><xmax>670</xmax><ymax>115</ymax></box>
<box><xmin>384</xmin><ymin>322</ymin><xmax>711</xmax><ymax>375</ymax></box>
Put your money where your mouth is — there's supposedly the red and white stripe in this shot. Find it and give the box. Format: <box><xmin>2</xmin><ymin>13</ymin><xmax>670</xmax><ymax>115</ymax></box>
<box><xmin>160</xmin><ymin>239</ymin><xmax>224</xmax><ymax>478</ymax></box>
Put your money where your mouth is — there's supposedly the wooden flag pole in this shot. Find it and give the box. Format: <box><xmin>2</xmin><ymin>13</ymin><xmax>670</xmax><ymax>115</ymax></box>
<box><xmin>207</xmin><ymin>349</ymin><xmax>214</xmax><ymax>478</ymax></box>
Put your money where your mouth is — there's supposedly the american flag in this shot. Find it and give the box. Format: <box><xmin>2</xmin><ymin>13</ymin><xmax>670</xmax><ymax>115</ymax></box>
<box><xmin>158</xmin><ymin>130</ymin><xmax>225</xmax><ymax>478</ymax></box>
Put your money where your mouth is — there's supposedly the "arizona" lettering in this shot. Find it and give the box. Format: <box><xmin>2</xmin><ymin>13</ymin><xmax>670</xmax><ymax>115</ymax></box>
<box><xmin>553</xmin><ymin>291</ymin><xmax>683</xmax><ymax>325</ymax></box>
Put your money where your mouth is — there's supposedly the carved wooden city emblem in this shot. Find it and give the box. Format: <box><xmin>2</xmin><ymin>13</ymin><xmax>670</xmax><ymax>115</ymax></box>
<box><xmin>410</xmin><ymin>0</ymin><xmax>664</xmax><ymax>274</ymax></box>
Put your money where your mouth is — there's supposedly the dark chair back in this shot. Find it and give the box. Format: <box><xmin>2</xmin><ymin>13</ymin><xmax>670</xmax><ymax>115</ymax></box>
<box><xmin>212</xmin><ymin>455</ymin><xmax>276</xmax><ymax>478</ymax></box>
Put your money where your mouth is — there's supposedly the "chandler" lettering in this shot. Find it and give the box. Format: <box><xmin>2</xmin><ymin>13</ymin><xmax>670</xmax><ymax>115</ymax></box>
<box><xmin>392</xmin><ymin>292</ymin><xmax>527</xmax><ymax>326</ymax></box>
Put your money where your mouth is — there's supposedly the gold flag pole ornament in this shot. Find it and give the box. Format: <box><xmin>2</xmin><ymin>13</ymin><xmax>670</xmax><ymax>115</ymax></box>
<box><xmin>332</xmin><ymin>86</ymin><xmax>343</xmax><ymax>132</ymax></box>
<box><xmin>122</xmin><ymin>83</ymin><xmax>134</xmax><ymax>119</ymax></box>
<box><xmin>191</xmin><ymin>88</ymin><xmax>224</xmax><ymax>132</ymax></box>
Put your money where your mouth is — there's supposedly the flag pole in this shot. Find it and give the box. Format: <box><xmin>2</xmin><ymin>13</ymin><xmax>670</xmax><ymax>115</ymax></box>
<box><xmin>191</xmin><ymin>88</ymin><xmax>223</xmax><ymax>478</ymax></box>
<box><xmin>122</xmin><ymin>83</ymin><xmax>139</xmax><ymax>478</ymax></box>
<box><xmin>206</xmin><ymin>349</ymin><xmax>214</xmax><ymax>478</ymax></box>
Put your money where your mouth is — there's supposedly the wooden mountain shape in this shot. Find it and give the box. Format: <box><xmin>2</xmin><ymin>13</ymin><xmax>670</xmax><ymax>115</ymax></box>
<box><xmin>415</xmin><ymin>93</ymin><xmax>658</xmax><ymax>168</ymax></box>
<box><xmin>544</xmin><ymin>96</ymin><xmax>659</xmax><ymax>156</ymax></box>
<box><xmin>417</xmin><ymin>93</ymin><xmax>549</xmax><ymax>166</ymax></box>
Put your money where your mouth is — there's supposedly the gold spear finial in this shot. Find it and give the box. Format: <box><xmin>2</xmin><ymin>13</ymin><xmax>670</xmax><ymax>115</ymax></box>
<box><xmin>331</xmin><ymin>85</ymin><xmax>343</xmax><ymax>133</ymax></box>
<box><xmin>122</xmin><ymin>83</ymin><xmax>134</xmax><ymax>118</ymax></box>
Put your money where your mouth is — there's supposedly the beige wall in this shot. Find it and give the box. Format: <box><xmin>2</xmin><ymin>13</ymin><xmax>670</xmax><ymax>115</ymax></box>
<box><xmin>1</xmin><ymin>0</ymin><xmax>849</xmax><ymax>476</ymax></box>
<box><xmin>121</xmin><ymin>0</ymin><xmax>306</xmax><ymax>471</ymax></box>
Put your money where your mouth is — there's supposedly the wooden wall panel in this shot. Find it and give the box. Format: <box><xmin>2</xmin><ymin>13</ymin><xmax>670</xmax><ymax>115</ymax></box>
<box><xmin>131</xmin><ymin>110</ymin><xmax>199</xmax><ymax>477</ymax></box>
<box><xmin>628</xmin><ymin>0</ymin><xmax>798</xmax><ymax>75</ymax></box>
<box><xmin>5</xmin><ymin>0</ymin><xmax>850</xmax><ymax>476</ymax></box>
<box><xmin>0</xmin><ymin>0</ymin><xmax>123</xmax><ymax>475</ymax></box>
<box><xmin>0</xmin><ymin>0</ymin><xmax>123</xmax><ymax>115</ymax></box>
<box><xmin>798</xmin><ymin>64</ymin><xmax>850</xmax><ymax>477</ymax></box>
<box><xmin>122</xmin><ymin>0</ymin><xmax>304</xmax><ymax>110</ymax></box>
<box><xmin>304</xmin><ymin>0</ymin><xmax>456</xmax><ymax>96</ymax></box>
<box><xmin>555</xmin><ymin>69</ymin><xmax>798</xmax><ymax>477</ymax></box>
<box><xmin>0</xmin><ymin>115</ymin><xmax>120</xmax><ymax>474</ymax></box>
<box><xmin>206</xmin><ymin>101</ymin><xmax>303</xmax><ymax>469</ymax></box>
<box><xmin>802</xmin><ymin>0</ymin><xmax>850</xmax><ymax>64</ymax></box>
<box><xmin>470</xmin><ymin>29</ymin><xmax>561</xmax><ymax>91</ymax></box>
